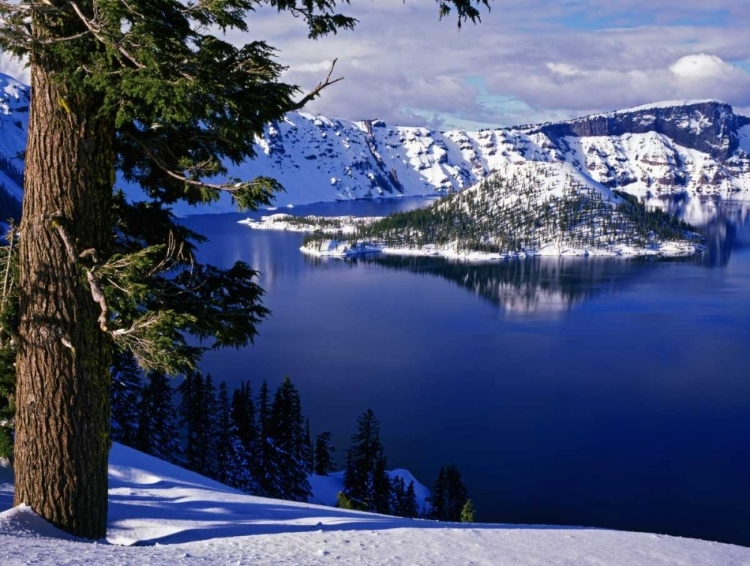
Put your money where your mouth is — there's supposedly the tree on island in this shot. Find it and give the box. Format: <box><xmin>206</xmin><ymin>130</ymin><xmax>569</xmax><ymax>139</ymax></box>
<box><xmin>0</xmin><ymin>0</ymin><xmax>491</xmax><ymax>538</ymax></box>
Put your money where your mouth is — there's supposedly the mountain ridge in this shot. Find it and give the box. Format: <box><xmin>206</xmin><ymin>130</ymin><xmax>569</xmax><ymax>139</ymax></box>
<box><xmin>0</xmin><ymin>72</ymin><xmax>748</xmax><ymax>216</ymax></box>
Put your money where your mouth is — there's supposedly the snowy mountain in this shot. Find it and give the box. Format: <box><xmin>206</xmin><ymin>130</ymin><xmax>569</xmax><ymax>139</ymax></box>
<box><xmin>221</xmin><ymin>98</ymin><xmax>750</xmax><ymax>210</ymax></box>
<box><xmin>2</xmin><ymin>444</ymin><xmax>749</xmax><ymax>565</ymax></box>
<box><xmin>1</xmin><ymin>72</ymin><xmax>748</xmax><ymax>215</ymax></box>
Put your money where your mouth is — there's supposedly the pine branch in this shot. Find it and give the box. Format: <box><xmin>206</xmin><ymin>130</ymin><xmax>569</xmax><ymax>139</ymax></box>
<box><xmin>290</xmin><ymin>58</ymin><xmax>344</xmax><ymax>110</ymax></box>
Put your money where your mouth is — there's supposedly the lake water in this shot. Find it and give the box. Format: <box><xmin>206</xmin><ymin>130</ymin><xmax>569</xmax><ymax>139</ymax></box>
<box><xmin>182</xmin><ymin>197</ymin><xmax>750</xmax><ymax>548</ymax></box>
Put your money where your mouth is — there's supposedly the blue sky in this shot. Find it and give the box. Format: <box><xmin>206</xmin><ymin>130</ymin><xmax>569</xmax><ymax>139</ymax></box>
<box><xmin>2</xmin><ymin>0</ymin><xmax>749</xmax><ymax>128</ymax></box>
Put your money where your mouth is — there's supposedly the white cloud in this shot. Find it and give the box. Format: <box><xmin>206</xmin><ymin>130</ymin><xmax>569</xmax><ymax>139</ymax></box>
<box><xmin>670</xmin><ymin>53</ymin><xmax>738</xmax><ymax>80</ymax></box>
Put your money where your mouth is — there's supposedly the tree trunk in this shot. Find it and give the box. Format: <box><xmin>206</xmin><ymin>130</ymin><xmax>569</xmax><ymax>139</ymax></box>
<box><xmin>13</xmin><ymin>55</ymin><xmax>115</xmax><ymax>538</ymax></box>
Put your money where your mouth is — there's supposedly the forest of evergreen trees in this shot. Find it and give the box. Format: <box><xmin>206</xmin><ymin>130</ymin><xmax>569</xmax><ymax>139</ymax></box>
<box><xmin>303</xmin><ymin>166</ymin><xmax>701</xmax><ymax>255</ymax></box>
<box><xmin>108</xmin><ymin>353</ymin><xmax>474</xmax><ymax>522</ymax></box>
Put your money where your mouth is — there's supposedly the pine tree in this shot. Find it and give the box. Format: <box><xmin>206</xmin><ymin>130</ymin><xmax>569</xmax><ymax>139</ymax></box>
<box><xmin>428</xmin><ymin>467</ymin><xmax>448</xmax><ymax>521</ymax></box>
<box><xmin>444</xmin><ymin>464</ymin><xmax>469</xmax><ymax>522</ymax></box>
<box><xmin>110</xmin><ymin>351</ymin><xmax>142</xmax><ymax>447</ymax></box>
<box><xmin>254</xmin><ymin>380</ymin><xmax>278</xmax><ymax>497</ymax></box>
<box><xmin>201</xmin><ymin>374</ymin><xmax>219</xmax><ymax>479</ymax></box>
<box><xmin>305</xmin><ymin>419</ymin><xmax>314</xmax><ymax>474</ymax></box>
<box><xmin>135</xmin><ymin>371</ymin><xmax>180</xmax><ymax>464</ymax></box>
<box><xmin>231</xmin><ymin>381</ymin><xmax>257</xmax><ymax>456</ymax></box>
<box><xmin>267</xmin><ymin>377</ymin><xmax>311</xmax><ymax>502</ymax></box>
<box><xmin>343</xmin><ymin>409</ymin><xmax>390</xmax><ymax>514</ymax></box>
<box><xmin>460</xmin><ymin>499</ymin><xmax>476</xmax><ymax>523</ymax></box>
<box><xmin>177</xmin><ymin>371</ymin><xmax>205</xmax><ymax>474</ymax></box>
<box><xmin>0</xmin><ymin>0</ymin><xmax>489</xmax><ymax>539</ymax></box>
<box><xmin>215</xmin><ymin>382</ymin><xmax>252</xmax><ymax>490</ymax></box>
<box><xmin>314</xmin><ymin>432</ymin><xmax>336</xmax><ymax>476</ymax></box>
<box><xmin>429</xmin><ymin>464</ymin><xmax>469</xmax><ymax>522</ymax></box>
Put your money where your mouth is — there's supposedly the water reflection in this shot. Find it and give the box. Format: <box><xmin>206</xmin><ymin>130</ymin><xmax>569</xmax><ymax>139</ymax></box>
<box><xmin>649</xmin><ymin>196</ymin><xmax>750</xmax><ymax>268</ymax></box>
<box><xmin>354</xmin><ymin>255</ymin><xmax>644</xmax><ymax>318</ymax></box>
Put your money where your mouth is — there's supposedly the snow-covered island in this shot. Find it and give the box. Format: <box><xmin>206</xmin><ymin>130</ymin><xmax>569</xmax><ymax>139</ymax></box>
<box><xmin>238</xmin><ymin>213</ymin><xmax>383</xmax><ymax>234</ymax></box>
<box><xmin>241</xmin><ymin>163</ymin><xmax>705</xmax><ymax>260</ymax></box>
<box><xmin>1</xmin><ymin>444</ymin><xmax>748</xmax><ymax>565</ymax></box>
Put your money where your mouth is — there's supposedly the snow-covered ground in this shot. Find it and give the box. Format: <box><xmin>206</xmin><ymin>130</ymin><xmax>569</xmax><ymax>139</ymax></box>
<box><xmin>0</xmin><ymin>445</ymin><xmax>748</xmax><ymax>565</ymax></box>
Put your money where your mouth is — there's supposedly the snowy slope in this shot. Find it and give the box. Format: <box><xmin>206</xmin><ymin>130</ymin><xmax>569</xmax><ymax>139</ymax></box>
<box><xmin>1</xmin><ymin>445</ymin><xmax>749</xmax><ymax>565</ymax></box>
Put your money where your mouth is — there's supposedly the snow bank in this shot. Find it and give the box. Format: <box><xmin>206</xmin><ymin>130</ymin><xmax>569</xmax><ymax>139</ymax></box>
<box><xmin>0</xmin><ymin>443</ymin><xmax>748</xmax><ymax>565</ymax></box>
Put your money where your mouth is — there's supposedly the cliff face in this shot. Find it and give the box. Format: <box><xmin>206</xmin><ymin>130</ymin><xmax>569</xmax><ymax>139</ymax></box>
<box><xmin>534</xmin><ymin>101</ymin><xmax>743</xmax><ymax>161</ymax></box>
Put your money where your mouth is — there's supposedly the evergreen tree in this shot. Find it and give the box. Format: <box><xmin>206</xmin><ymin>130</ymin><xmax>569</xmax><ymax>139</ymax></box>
<box><xmin>254</xmin><ymin>380</ymin><xmax>278</xmax><ymax>497</ymax></box>
<box><xmin>136</xmin><ymin>371</ymin><xmax>180</xmax><ymax>464</ymax></box>
<box><xmin>444</xmin><ymin>464</ymin><xmax>469</xmax><ymax>522</ymax></box>
<box><xmin>314</xmin><ymin>432</ymin><xmax>336</xmax><ymax>476</ymax></box>
<box><xmin>110</xmin><ymin>351</ymin><xmax>142</xmax><ymax>447</ymax></box>
<box><xmin>428</xmin><ymin>467</ymin><xmax>448</xmax><ymax>521</ymax></box>
<box><xmin>391</xmin><ymin>477</ymin><xmax>419</xmax><ymax>519</ymax></box>
<box><xmin>429</xmin><ymin>464</ymin><xmax>470</xmax><ymax>522</ymax></box>
<box><xmin>343</xmin><ymin>409</ymin><xmax>390</xmax><ymax>514</ymax></box>
<box><xmin>267</xmin><ymin>377</ymin><xmax>311</xmax><ymax>502</ymax></box>
<box><xmin>177</xmin><ymin>371</ymin><xmax>205</xmax><ymax>473</ymax></box>
<box><xmin>231</xmin><ymin>381</ymin><xmax>257</xmax><ymax>456</ymax></box>
<box><xmin>201</xmin><ymin>374</ymin><xmax>220</xmax><ymax>479</ymax></box>
<box><xmin>305</xmin><ymin>418</ymin><xmax>314</xmax><ymax>474</ymax></box>
<box><xmin>215</xmin><ymin>382</ymin><xmax>253</xmax><ymax>490</ymax></box>
<box><xmin>0</xmin><ymin>0</ymin><xmax>489</xmax><ymax>538</ymax></box>
<box><xmin>460</xmin><ymin>499</ymin><xmax>476</xmax><ymax>523</ymax></box>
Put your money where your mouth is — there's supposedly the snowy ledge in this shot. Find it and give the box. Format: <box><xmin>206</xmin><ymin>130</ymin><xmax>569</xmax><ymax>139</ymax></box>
<box><xmin>300</xmin><ymin>238</ymin><xmax>704</xmax><ymax>260</ymax></box>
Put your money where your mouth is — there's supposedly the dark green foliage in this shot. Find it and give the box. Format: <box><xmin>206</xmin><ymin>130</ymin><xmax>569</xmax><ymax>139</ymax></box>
<box><xmin>215</xmin><ymin>382</ymin><xmax>254</xmax><ymax>490</ymax></box>
<box><xmin>177</xmin><ymin>371</ymin><xmax>218</xmax><ymax>477</ymax></box>
<box><xmin>343</xmin><ymin>409</ymin><xmax>391</xmax><ymax>514</ymax></box>
<box><xmin>110</xmin><ymin>351</ymin><xmax>142</xmax><ymax>447</ymax></box>
<box><xmin>136</xmin><ymin>371</ymin><xmax>181</xmax><ymax>464</ymax></box>
<box><xmin>314</xmin><ymin>431</ymin><xmax>336</xmax><ymax>476</ymax></box>
<box><xmin>231</xmin><ymin>381</ymin><xmax>257</xmax><ymax>457</ymax></box>
<box><xmin>305</xmin><ymin>419</ymin><xmax>314</xmax><ymax>474</ymax></box>
<box><xmin>429</xmin><ymin>464</ymin><xmax>469</xmax><ymax>522</ymax></box>
<box><xmin>254</xmin><ymin>380</ymin><xmax>277</xmax><ymax>495</ymax></box>
<box><xmin>304</xmin><ymin>166</ymin><xmax>702</xmax><ymax>256</ymax></box>
<box><xmin>267</xmin><ymin>377</ymin><xmax>312</xmax><ymax>501</ymax></box>
<box><xmin>391</xmin><ymin>476</ymin><xmax>419</xmax><ymax>519</ymax></box>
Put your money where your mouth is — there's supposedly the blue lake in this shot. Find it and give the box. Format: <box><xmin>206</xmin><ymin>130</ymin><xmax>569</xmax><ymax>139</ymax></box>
<box><xmin>182</xmin><ymin>197</ymin><xmax>750</xmax><ymax>547</ymax></box>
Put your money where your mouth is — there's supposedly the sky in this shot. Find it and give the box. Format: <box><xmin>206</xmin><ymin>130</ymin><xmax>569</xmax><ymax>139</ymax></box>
<box><xmin>2</xmin><ymin>0</ymin><xmax>750</xmax><ymax>129</ymax></box>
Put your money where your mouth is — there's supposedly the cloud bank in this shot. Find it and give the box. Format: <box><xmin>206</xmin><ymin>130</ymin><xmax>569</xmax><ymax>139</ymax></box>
<box><xmin>2</xmin><ymin>1</ymin><xmax>749</xmax><ymax>127</ymax></box>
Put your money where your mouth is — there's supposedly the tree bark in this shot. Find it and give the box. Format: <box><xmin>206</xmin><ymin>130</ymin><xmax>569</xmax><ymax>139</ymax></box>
<box><xmin>13</xmin><ymin>55</ymin><xmax>115</xmax><ymax>538</ymax></box>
